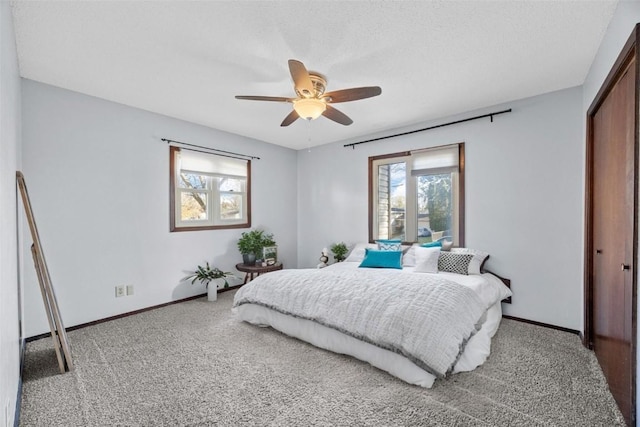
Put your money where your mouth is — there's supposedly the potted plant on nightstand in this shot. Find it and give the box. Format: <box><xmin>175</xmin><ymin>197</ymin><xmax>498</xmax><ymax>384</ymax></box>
<box><xmin>184</xmin><ymin>262</ymin><xmax>233</xmax><ymax>302</ymax></box>
<box><xmin>237</xmin><ymin>229</ymin><xmax>276</xmax><ymax>265</ymax></box>
<box><xmin>330</xmin><ymin>242</ymin><xmax>349</xmax><ymax>262</ymax></box>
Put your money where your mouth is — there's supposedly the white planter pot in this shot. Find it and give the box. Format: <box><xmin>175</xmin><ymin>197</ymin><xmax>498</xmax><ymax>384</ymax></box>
<box><xmin>207</xmin><ymin>283</ymin><xmax>218</xmax><ymax>301</ymax></box>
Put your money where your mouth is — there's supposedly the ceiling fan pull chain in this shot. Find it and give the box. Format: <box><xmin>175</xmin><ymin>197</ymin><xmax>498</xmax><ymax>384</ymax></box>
<box><xmin>307</xmin><ymin>119</ymin><xmax>312</xmax><ymax>152</ymax></box>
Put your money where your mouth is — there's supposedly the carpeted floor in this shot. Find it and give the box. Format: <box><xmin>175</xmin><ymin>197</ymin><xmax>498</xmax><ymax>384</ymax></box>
<box><xmin>20</xmin><ymin>290</ymin><xmax>624</xmax><ymax>426</ymax></box>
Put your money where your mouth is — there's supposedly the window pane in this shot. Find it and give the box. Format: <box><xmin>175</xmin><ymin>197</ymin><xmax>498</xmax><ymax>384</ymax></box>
<box><xmin>181</xmin><ymin>192</ymin><xmax>208</xmax><ymax>221</ymax></box>
<box><xmin>219</xmin><ymin>177</ymin><xmax>244</xmax><ymax>192</ymax></box>
<box><xmin>416</xmin><ymin>173</ymin><xmax>453</xmax><ymax>243</ymax></box>
<box><xmin>179</xmin><ymin>173</ymin><xmax>208</xmax><ymax>189</ymax></box>
<box><xmin>220</xmin><ymin>193</ymin><xmax>243</xmax><ymax>219</ymax></box>
<box><xmin>377</xmin><ymin>162</ymin><xmax>406</xmax><ymax>240</ymax></box>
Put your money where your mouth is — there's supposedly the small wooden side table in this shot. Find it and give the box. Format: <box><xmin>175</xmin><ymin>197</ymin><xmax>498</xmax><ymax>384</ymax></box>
<box><xmin>236</xmin><ymin>262</ymin><xmax>283</xmax><ymax>284</ymax></box>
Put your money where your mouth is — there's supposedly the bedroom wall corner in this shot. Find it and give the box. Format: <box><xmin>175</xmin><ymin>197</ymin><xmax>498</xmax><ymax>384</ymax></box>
<box><xmin>20</xmin><ymin>80</ymin><xmax>298</xmax><ymax>337</ymax></box>
<box><xmin>0</xmin><ymin>1</ymin><xmax>23</xmax><ymax>426</ymax></box>
<box><xmin>297</xmin><ymin>87</ymin><xmax>584</xmax><ymax>331</ymax></box>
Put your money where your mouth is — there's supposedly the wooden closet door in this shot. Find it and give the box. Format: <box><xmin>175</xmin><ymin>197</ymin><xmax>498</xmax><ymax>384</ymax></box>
<box><xmin>591</xmin><ymin>57</ymin><xmax>635</xmax><ymax>426</ymax></box>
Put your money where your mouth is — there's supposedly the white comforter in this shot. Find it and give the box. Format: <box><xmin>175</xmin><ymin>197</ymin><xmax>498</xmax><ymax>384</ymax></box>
<box><xmin>233</xmin><ymin>263</ymin><xmax>507</xmax><ymax>378</ymax></box>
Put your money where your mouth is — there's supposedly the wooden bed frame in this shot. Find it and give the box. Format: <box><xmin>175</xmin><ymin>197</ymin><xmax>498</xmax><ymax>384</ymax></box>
<box><xmin>484</xmin><ymin>269</ymin><xmax>512</xmax><ymax>304</ymax></box>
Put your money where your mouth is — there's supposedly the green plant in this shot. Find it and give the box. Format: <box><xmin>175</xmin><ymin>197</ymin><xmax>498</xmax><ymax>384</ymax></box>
<box><xmin>184</xmin><ymin>262</ymin><xmax>233</xmax><ymax>289</ymax></box>
<box><xmin>330</xmin><ymin>242</ymin><xmax>349</xmax><ymax>262</ymax></box>
<box><xmin>237</xmin><ymin>229</ymin><xmax>276</xmax><ymax>258</ymax></box>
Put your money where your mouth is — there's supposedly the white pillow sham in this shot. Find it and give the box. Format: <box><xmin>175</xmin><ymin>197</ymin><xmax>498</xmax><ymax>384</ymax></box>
<box><xmin>413</xmin><ymin>247</ymin><xmax>441</xmax><ymax>273</ymax></box>
<box><xmin>401</xmin><ymin>244</ymin><xmax>420</xmax><ymax>267</ymax></box>
<box><xmin>344</xmin><ymin>243</ymin><xmax>378</xmax><ymax>262</ymax></box>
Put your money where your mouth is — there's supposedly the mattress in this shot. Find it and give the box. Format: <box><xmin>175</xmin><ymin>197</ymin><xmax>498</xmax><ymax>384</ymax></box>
<box><xmin>233</xmin><ymin>263</ymin><xmax>511</xmax><ymax>387</ymax></box>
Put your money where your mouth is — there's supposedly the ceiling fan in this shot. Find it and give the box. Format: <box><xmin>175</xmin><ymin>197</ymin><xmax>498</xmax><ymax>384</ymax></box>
<box><xmin>235</xmin><ymin>59</ymin><xmax>382</xmax><ymax>127</ymax></box>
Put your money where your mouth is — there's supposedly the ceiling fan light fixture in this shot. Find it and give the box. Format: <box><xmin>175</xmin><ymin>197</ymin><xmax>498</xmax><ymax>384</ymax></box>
<box><xmin>293</xmin><ymin>98</ymin><xmax>326</xmax><ymax>120</ymax></box>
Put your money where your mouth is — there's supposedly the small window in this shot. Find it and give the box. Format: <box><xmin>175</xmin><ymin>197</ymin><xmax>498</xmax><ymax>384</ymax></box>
<box><xmin>369</xmin><ymin>143</ymin><xmax>464</xmax><ymax>245</ymax></box>
<box><xmin>170</xmin><ymin>146</ymin><xmax>251</xmax><ymax>231</ymax></box>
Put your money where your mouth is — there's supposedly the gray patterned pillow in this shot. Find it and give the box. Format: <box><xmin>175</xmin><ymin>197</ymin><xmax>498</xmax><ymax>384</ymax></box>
<box><xmin>451</xmin><ymin>248</ymin><xmax>490</xmax><ymax>275</ymax></box>
<box><xmin>438</xmin><ymin>252</ymin><xmax>474</xmax><ymax>275</ymax></box>
<box><xmin>376</xmin><ymin>239</ymin><xmax>402</xmax><ymax>251</ymax></box>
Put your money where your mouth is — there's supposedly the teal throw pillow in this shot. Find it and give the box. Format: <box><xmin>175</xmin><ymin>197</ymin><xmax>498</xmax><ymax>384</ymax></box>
<box><xmin>421</xmin><ymin>241</ymin><xmax>442</xmax><ymax>248</ymax></box>
<box><xmin>359</xmin><ymin>249</ymin><xmax>403</xmax><ymax>269</ymax></box>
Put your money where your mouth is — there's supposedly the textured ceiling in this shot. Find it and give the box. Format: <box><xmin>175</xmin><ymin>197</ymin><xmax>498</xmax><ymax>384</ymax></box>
<box><xmin>11</xmin><ymin>1</ymin><xmax>617</xmax><ymax>150</ymax></box>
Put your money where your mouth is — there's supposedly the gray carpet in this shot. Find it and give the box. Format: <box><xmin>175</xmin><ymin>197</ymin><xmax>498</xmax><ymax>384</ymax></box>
<box><xmin>20</xmin><ymin>290</ymin><xmax>624</xmax><ymax>426</ymax></box>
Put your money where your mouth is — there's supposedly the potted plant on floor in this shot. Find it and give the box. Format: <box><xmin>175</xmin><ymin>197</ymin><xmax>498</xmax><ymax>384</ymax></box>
<box><xmin>237</xmin><ymin>229</ymin><xmax>276</xmax><ymax>265</ymax></box>
<box><xmin>184</xmin><ymin>262</ymin><xmax>233</xmax><ymax>302</ymax></box>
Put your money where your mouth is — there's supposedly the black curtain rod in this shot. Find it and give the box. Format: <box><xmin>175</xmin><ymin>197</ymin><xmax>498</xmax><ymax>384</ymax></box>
<box><xmin>343</xmin><ymin>108</ymin><xmax>512</xmax><ymax>149</ymax></box>
<box><xmin>161</xmin><ymin>138</ymin><xmax>260</xmax><ymax>160</ymax></box>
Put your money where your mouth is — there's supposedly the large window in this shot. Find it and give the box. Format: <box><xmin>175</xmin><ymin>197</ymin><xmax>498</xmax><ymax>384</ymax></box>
<box><xmin>369</xmin><ymin>143</ymin><xmax>464</xmax><ymax>245</ymax></box>
<box><xmin>170</xmin><ymin>146</ymin><xmax>250</xmax><ymax>231</ymax></box>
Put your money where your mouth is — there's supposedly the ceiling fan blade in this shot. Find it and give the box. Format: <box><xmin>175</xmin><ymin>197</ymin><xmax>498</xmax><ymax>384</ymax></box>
<box><xmin>322</xmin><ymin>105</ymin><xmax>353</xmax><ymax>126</ymax></box>
<box><xmin>323</xmin><ymin>86</ymin><xmax>382</xmax><ymax>103</ymax></box>
<box><xmin>280</xmin><ymin>110</ymin><xmax>299</xmax><ymax>127</ymax></box>
<box><xmin>288</xmin><ymin>59</ymin><xmax>315</xmax><ymax>97</ymax></box>
<box><xmin>235</xmin><ymin>95</ymin><xmax>292</xmax><ymax>102</ymax></box>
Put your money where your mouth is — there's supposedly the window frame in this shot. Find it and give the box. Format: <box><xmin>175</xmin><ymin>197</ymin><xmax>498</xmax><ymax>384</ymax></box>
<box><xmin>169</xmin><ymin>146</ymin><xmax>251</xmax><ymax>232</ymax></box>
<box><xmin>368</xmin><ymin>143</ymin><xmax>465</xmax><ymax>245</ymax></box>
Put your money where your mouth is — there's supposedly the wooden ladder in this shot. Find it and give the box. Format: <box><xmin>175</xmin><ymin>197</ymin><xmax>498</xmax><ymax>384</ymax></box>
<box><xmin>17</xmin><ymin>171</ymin><xmax>73</xmax><ymax>373</ymax></box>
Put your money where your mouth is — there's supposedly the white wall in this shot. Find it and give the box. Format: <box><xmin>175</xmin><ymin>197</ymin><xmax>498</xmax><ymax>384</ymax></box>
<box><xmin>582</xmin><ymin>2</ymin><xmax>640</xmax><ymax>425</ymax></box>
<box><xmin>0</xmin><ymin>1</ymin><xmax>22</xmax><ymax>425</ymax></box>
<box><xmin>21</xmin><ymin>80</ymin><xmax>298</xmax><ymax>337</ymax></box>
<box><xmin>297</xmin><ymin>87</ymin><xmax>584</xmax><ymax>330</ymax></box>
<box><xmin>583</xmin><ymin>1</ymin><xmax>640</xmax><ymax>109</ymax></box>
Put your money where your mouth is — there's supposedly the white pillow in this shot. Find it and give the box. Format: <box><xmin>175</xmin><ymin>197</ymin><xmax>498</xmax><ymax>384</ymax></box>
<box><xmin>414</xmin><ymin>247</ymin><xmax>441</xmax><ymax>273</ymax></box>
<box><xmin>401</xmin><ymin>244</ymin><xmax>421</xmax><ymax>267</ymax></box>
<box><xmin>451</xmin><ymin>248</ymin><xmax>489</xmax><ymax>275</ymax></box>
<box><xmin>344</xmin><ymin>243</ymin><xmax>377</xmax><ymax>262</ymax></box>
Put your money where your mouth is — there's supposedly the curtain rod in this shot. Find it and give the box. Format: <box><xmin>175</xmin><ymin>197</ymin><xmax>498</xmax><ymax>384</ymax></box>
<box><xmin>343</xmin><ymin>108</ymin><xmax>512</xmax><ymax>149</ymax></box>
<box><xmin>161</xmin><ymin>138</ymin><xmax>260</xmax><ymax>160</ymax></box>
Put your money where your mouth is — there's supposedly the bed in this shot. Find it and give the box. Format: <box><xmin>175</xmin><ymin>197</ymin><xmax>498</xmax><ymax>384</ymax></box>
<box><xmin>232</xmin><ymin>244</ymin><xmax>512</xmax><ymax>388</ymax></box>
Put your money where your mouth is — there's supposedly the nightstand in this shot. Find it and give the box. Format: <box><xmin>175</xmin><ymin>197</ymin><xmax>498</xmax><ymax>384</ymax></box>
<box><xmin>235</xmin><ymin>262</ymin><xmax>283</xmax><ymax>284</ymax></box>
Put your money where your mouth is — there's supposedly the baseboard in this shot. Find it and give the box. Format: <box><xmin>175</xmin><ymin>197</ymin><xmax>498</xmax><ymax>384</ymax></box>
<box><xmin>219</xmin><ymin>284</ymin><xmax>242</xmax><ymax>293</ymax></box>
<box><xmin>14</xmin><ymin>377</ymin><xmax>22</xmax><ymax>427</ymax></box>
<box><xmin>14</xmin><ymin>337</ymin><xmax>25</xmax><ymax>427</ymax></box>
<box><xmin>25</xmin><ymin>291</ymin><xmax>219</xmax><ymax>342</ymax></box>
<box><xmin>502</xmin><ymin>315</ymin><xmax>581</xmax><ymax>336</ymax></box>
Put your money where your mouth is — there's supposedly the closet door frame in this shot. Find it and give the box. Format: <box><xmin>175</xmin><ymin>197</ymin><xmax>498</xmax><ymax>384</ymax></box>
<box><xmin>584</xmin><ymin>23</ymin><xmax>639</xmax><ymax>426</ymax></box>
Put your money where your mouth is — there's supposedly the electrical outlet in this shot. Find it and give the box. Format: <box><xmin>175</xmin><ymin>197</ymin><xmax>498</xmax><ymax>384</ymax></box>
<box><xmin>115</xmin><ymin>285</ymin><xmax>125</xmax><ymax>297</ymax></box>
<box><xmin>126</xmin><ymin>285</ymin><xmax>134</xmax><ymax>296</ymax></box>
